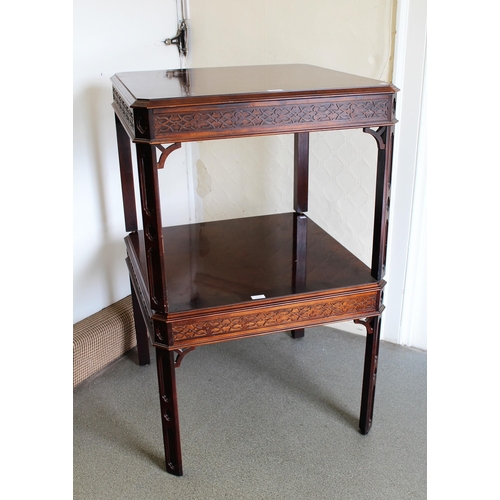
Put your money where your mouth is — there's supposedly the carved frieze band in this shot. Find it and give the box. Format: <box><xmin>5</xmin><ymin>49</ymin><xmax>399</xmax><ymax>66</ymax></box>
<box><xmin>113</xmin><ymin>87</ymin><xmax>134</xmax><ymax>131</ymax></box>
<box><xmin>172</xmin><ymin>293</ymin><xmax>378</xmax><ymax>342</ymax></box>
<box><xmin>154</xmin><ymin>98</ymin><xmax>390</xmax><ymax>136</ymax></box>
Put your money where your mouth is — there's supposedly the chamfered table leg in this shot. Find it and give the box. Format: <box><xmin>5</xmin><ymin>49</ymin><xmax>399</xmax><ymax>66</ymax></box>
<box><xmin>290</xmin><ymin>211</ymin><xmax>307</xmax><ymax>341</ymax></box>
<box><xmin>156</xmin><ymin>346</ymin><xmax>183</xmax><ymax>476</ymax></box>
<box><xmin>114</xmin><ymin>113</ymin><xmax>138</xmax><ymax>233</ymax></box>
<box><xmin>363</xmin><ymin>125</ymin><xmax>394</xmax><ymax>281</ymax></box>
<box><xmin>290</xmin><ymin>329</ymin><xmax>305</xmax><ymax>339</ymax></box>
<box><xmin>358</xmin><ymin>315</ymin><xmax>382</xmax><ymax>435</ymax></box>
<box><xmin>130</xmin><ymin>280</ymin><xmax>150</xmax><ymax>366</ymax></box>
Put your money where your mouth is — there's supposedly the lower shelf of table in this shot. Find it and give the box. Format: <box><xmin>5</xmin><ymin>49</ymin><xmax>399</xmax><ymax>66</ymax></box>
<box><xmin>125</xmin><ymin>212</ymin><xmax>385</xmax><ymax>348</ymax></box>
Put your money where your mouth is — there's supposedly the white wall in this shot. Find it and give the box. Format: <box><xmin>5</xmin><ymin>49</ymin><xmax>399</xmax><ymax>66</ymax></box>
<box><xmin>73</xmin><ymin>0</ymin><xmax>188</xmax><ymax>323</ymax></box>
<box><xmin>188</xmin><ymin>0</ymin><xmax>396</xmax><ymax>80</ymax></box>
<box><xmin>399</xmin><ymin>56</ymin><xmax>426</xmax><ymax>350</ymax></box>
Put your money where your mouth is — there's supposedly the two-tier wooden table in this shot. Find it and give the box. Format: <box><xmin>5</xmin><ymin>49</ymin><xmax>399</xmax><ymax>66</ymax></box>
<box><xmin>111</xmin><ymin>64</ymin><xmax>398</xmax><ymax>476</ymax></box>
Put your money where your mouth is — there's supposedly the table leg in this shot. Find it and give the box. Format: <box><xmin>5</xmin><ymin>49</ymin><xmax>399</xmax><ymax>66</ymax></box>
<box><xmin>293</xmin><ymin>132</ymin><xmax>309</xmax><ymax>213</ymax></box>
<box><xmin>287</xmin><ymin>132</ymin><xmax>310</xmax><ymax>341</ymax></box>
<box><xmin>290</xmin><ymin>199</ymin><xmax>308</xmax><ymax>341</ymax></box>
<box><xmin>135</xmin><ymin>142</ymin><xmax>168</xmax><ymax>314</ymax></box>
<box><xmin>130</xmin><ymin>280</ymin><xmax>150</xmax><ymax>366</ymax></box>
<box><xmin>156</xmin><ymin>346</ymin><xmax>183</xmax><ymax>476</ymax></box>
<box><xmin>363</xmin><ymin>125</ymin><xmax>394</xmax><ymax>281</ymax></box>
<box><xmin>114</xmin><ymin>113</ymin><xmax>138</xmax><ymax>232</ymax></box>
<box><xmin>356</xmin><ymin>315</ymin><xmax>382</xmax><ymax>435</ymax></box>
<box><xmin>290</xmin><ymin>329</ymin><xmax>305</xmax><ymax>339</ymax></box>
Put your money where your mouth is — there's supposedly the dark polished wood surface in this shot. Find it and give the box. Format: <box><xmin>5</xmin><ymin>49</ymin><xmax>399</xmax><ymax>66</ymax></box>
<box><xmin>126</xmin><ymin>213</ymin><xmax>378</xmax><ymax>313</ymax></box>
<box><xmin>113</xmin><ymin>64</ymin><xmax>397</xmax><ymax>106</ymax></box>
<box><xmin>111</xmin><ymin>64</ymin><xmax>398</xmax><ymax>475</ymax></box>
<box><xmin>112</xmin><ymin>64</ymin><xmax>398</xmax><ymax>143</ymax></box>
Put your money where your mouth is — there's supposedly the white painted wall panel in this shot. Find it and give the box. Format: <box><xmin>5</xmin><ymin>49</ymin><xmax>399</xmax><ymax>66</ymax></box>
<box><xmin>73</xmin><ymin>0</ymin><xmax>187</xmax><ymax>323</ymax></box>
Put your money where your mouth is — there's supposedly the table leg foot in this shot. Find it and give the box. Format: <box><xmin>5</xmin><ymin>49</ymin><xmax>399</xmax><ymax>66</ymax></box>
<box><xmin>290</xmin><ymin>328</ymin><xmax>305</xmax><ymax>339</ymax></box>
<box><xmin>156</xmin><ymin>347</ymin><xmax>183</xmax><ymax>476</ymax></box>
<box><xmin>355</xmin><ymin>316</ymin><xmax>381</xmax><ymax>435</ymax></box>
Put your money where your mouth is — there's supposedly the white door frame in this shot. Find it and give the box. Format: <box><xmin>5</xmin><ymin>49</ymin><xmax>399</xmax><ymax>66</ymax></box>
<box><xmin>381</xmin><ymin>0</ymin><xmax>427</xmax><ymax>346</ymax></box>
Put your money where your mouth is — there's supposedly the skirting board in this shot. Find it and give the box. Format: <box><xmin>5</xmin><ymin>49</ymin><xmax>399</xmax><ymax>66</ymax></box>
<box><xmin>73</xmin><ymin>295</ymin><xmax>137</xmax><ymax>387</ymax></box>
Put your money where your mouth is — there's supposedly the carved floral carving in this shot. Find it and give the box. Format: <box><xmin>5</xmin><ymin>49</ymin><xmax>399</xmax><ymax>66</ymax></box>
<box><xmin>172</xmin><ymin>294</ymin><xmax>377</xmax><ymax>341</ymax></box>
<box><xmin>154</xmin><ymin>99</ymin><xmax>390</xmax><ymax>135</ymax></box>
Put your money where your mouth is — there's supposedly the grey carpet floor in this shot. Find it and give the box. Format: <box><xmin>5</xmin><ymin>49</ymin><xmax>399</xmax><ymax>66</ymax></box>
<box><xmin>73</xmin><ymin>326</ymin><xmax>426</xmax><ymax>499</ymax></box>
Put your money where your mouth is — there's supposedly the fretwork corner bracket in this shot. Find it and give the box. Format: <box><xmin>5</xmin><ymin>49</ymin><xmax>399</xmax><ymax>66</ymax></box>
<box><xmin>156</xmin><ymin>143</ymin><xmax>182</xmax><ymax>169</ymax></box>
<box><xmin>363</xmin><ymin>125</ymin><xmax>388</xmax><ymax>150</ymax></box>
<box><xmin>174</xmin><ymin>347</ymin><xmax>196</xmax><ymax>368</ymax></box>
<box><xmin>354</xmin><ymin>317</ymin><xmax>375</xmax><ymax>334</ymax></box>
